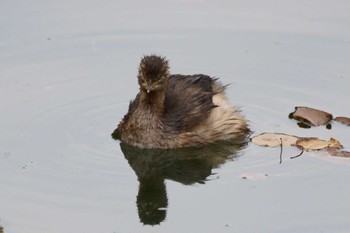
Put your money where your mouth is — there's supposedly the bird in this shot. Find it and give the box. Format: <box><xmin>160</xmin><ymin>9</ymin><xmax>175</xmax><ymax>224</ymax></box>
<box><xmin>112</xmin><ymin>55</ymin><xmax>249</xmax><ymax>149</ymax></box>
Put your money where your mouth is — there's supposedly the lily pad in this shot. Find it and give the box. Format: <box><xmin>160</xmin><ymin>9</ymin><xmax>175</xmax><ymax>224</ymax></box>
<box><xmin>334</xmin><ymin>116</ymin><xmax>350</xmax><ymax>126</ymax></box>
<box><xmin>296</xmin><ymin>137</ymin><xmax>342</xmax><ymax>151</ymax></box>
<box><xmin>290</xmin><ymin>106</ymin><xmax>333</xmax><ymax>126</ymax></box>
<box><xmin>250</xmin><ymin>133</ymin><xmax>298</xmax><ymax>147</ymax></box>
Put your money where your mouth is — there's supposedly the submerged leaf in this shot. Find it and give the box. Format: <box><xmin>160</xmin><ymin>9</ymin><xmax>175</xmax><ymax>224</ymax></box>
<box><xmin>334</xmin><ymin>116</ymin><xmax>350</xmax><ymax>126</ymax></box>
<box><xmin>326</xmin><ymin>147</ymin><xmax>350</xmax><ymax>158</ymax></box>
<box><xmin>296</xmin><ymin>137</ymin><xmax>342</xmax><ymax>151</ymax></box>
<box><xmin>250</xmin><ymin>133</ymin><xmax>298</xmax><ymax>147</ymax></box>
<box><xmin>290</xmin><ymin>106</ymin><xmax>333</xmax><ymax>126</ymax></box>
<box><xmin>297</xmin><ymin>122</ymin><xmax>311</xmax><ymax>129</ymax></box>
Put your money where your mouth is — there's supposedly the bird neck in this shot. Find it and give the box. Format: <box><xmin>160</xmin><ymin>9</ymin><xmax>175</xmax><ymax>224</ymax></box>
<box><xmin>139</xmin><ymin>89</ymin><xmax>166</xmax><ymax>114</ymax></box>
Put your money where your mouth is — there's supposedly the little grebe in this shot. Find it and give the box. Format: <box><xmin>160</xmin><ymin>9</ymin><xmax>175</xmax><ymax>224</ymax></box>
<box><xmin>112</xmin><ymin>55</ymin><xmax>249</xmax><ymax>148</ymax></box>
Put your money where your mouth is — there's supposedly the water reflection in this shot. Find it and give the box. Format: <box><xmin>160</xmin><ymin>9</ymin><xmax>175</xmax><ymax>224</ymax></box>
<box><xmin>119</xmin><ymin>139</ymin><xmax>248</xmax><ymax>225</ymax></box>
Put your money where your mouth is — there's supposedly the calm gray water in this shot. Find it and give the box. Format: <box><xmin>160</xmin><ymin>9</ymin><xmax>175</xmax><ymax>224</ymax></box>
<box><xmin>1</xmin><ymin>1</ymin><xmax>350</xmax><ymax>232</ymax></box>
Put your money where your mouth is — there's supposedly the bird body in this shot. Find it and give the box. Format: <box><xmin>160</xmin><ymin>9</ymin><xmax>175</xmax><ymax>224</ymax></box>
<box><xmin>113</xmin><ymin>55</ymin><xmax>249</xmax><ymax>148</ymax></box>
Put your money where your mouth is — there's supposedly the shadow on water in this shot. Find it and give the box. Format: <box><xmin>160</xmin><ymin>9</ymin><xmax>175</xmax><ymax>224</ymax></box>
<box><xmin>118</xmin><ymin>138</ymin><xmax>248</xmax><ymax>225</ymax></box>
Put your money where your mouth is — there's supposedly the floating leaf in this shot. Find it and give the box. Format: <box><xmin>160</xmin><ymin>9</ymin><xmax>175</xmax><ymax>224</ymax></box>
<box><xmin>334</xmin><ymin>116</ymin><xmax>350</xmax><ymax>126</ymax></box>
<box><xmin>296</xmin><ymin>137</ymin><xmax>342</xmax><ymax>151</ymax></box>
<box><xmin>250</xmin><ymin>133</ymin><xmax>298</xmax><ymax>147</ymax></box>
<box><xmin>290</xmin><ymin>106</ymin><xmax>333</xmax><ymax>126</ymax></box>
<box><xmin>326</xmin><ymin>147</ymin><xmax>350</xmax><ymax>158</ymax></box>
<box><xmin>251</xmin><ymin>132</ymin><xmax>349</xmax><ymax>160</ymax></box>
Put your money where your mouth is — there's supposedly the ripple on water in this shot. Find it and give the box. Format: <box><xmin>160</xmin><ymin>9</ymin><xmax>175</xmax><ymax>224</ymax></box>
<box><xmin>1</xmin><ymin>79</ymin><xmax>139</xmax><ymax>231</ymax></box>
<box><xmin>1</xmin><ymin>80</ymin><xmax>135</xmax><ymax>193</ymax></box>
<box><xmin>38</xmin><ymin>95</ymin><xmax>131</xmax><ymax>174</ymax></box>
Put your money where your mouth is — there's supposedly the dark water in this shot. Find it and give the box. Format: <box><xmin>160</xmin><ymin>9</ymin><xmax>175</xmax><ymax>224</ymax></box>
<box><xmin>120</xmin><ymin>140</ymin><xmax>247</xmax><ymax>225</ymax></box>
<box><xmin>1</xmin><ymin>1</ymin><xmax>350</xmax><ymax>232</ymax></box>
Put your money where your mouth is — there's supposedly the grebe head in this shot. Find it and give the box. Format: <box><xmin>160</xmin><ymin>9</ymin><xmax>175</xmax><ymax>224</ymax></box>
<box><xmin>137</xmin><ymin>55</ymin><xmax>170</xmax><ymax>93</ymax></box>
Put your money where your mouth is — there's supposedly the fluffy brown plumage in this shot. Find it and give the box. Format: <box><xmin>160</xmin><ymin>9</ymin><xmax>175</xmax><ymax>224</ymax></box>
<box><xmin>112</xmin><ymin>55</ymin><xmax>249</xmax><ymax>148</ymax></box>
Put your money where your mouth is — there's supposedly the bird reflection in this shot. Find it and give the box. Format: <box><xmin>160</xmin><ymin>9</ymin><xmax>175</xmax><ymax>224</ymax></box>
<box><xmin>119</xmin><ymin>138</ymin><xmax>248</xmax><ymax>225</ymax></box>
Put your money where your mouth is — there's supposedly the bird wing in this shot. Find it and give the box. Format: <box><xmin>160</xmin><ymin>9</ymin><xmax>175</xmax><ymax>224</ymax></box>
<box><xmin>163</xmin><ymin>74</ymin><xmax>216</xmax><ymax>132</ymax></box>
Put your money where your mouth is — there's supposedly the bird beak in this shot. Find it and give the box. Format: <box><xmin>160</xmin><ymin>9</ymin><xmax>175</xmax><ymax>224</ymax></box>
<box><xmin>146</xmin><ymin>80</ymin><xmax>152</xmax><ymax>93</ymax></box>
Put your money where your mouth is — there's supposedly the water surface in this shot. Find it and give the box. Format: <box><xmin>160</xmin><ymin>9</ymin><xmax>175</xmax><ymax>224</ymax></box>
<box><xmin>1</xmin><ymin>1</ymin><xmax>350</xmax><ymax>232</ymax></box>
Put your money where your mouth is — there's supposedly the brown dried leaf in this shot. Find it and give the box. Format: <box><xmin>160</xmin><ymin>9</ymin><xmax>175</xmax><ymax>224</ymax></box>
<box><xmin>250</xmin><ymin>133</ymin><xmax>298</xmax><ymax>147</ymax></box>
<box><xmin>334</xmin><ymin>116</ymin><xmax>350</xmax><ymax>126</ymax></box>
<box><xmin>325</xmin><ymin>147</ymin><xmax>350</xmax><ymax>158</ymax></box>
<box><xmin>296</xmin><ymin>137</ymin><xmax>342</xmax><ymax>151</ymax></box>
<box><xmin>291</xmin><ymin>106</ymin><xmax>333</xmax><ymax>126</ymax></box>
